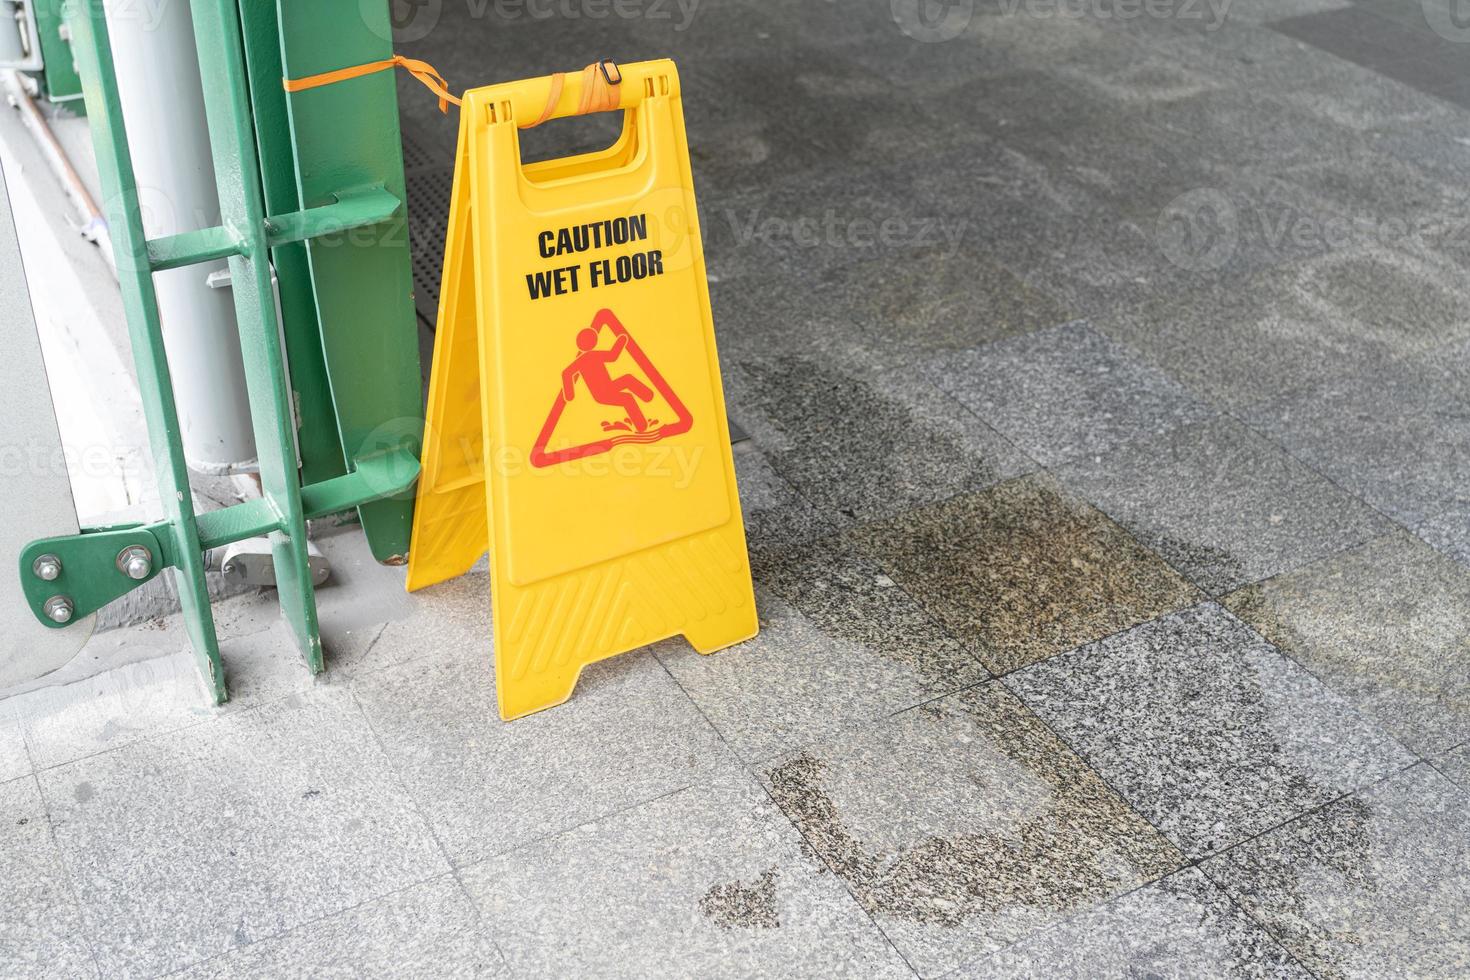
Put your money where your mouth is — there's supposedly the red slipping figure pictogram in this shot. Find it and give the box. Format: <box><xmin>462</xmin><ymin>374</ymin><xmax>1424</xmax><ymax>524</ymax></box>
<box><xmin>530</xmin><ymin>309</ymin><xmax>693</xmax><ymax>468</ymax></box>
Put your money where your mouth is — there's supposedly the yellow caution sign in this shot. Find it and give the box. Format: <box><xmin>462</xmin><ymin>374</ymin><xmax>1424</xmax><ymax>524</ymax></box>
<box><xmin>407</xmin><ymin>59</ymin><xmax>758</xmax><ymax>720</ymax></box>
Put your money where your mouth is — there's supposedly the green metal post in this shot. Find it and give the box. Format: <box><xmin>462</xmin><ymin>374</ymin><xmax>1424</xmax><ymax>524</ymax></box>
<box><xmin>236</xmin><ymin>0</ymin><xmax>347</xmax><ymax>492</ymax></box>
<box><xmin>65</xmin><ymin>0</ymin><xmax>224</xmax><ymax>701</ymax></box>
<box><xmin>278</xmin><ymin>0</ymin><xmax>423</xmax><ymax>564</ymax></box>
<box><xmin>31</xmin><ymin>0</ymin><xmax>82</xmax><ymax>103</ymax></box>
<box><xmin>186</xmin><ymin>0</ymin><xmax>322</xmax><ymax>674</ymax></box>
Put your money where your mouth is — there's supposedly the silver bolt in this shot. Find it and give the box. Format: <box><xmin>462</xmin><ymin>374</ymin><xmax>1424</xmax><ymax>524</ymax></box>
<box><xmin>43</xmin><ymin>595</ymin><xmax>74</xmax><ymax>624</ymax></box>
<box><xmin>31</xmin><ymin>554</ymin><xmax>61</xmax><ymax>581</ymax></box>
<box><xmin>116</xmin><ymin>545</ymin><xmax>152</xmax><ymax>580</ymax></box>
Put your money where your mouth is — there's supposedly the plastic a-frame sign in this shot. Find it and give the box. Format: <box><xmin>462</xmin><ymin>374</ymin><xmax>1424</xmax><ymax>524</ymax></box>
<box><xmin>407</xmin><ymin>60</ymin><xmax>758</xmax><ymax>720</ymax></box>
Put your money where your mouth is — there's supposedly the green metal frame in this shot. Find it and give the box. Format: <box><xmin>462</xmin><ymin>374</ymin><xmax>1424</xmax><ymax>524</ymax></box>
<box><xmin>18</xmin><ymin>0</ymin><xmax>422</xmax><ymax>702</ymax></box>
<box><xmin>278</xmin><ymin>0</ymin><xmax>424</xmax><ymax>563</ymax></box>
<box><xmin>30</xmin><ymin>0</ymin><xmax>83</xmax><ymax>104</ymax></box>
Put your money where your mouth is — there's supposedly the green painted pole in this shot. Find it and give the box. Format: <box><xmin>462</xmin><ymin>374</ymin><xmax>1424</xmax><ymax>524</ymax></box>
<box><xmin>65</xmin><ymin>0</ymin><xmax>226</xmax><ymax>702</ymax></box>
<box><xmin>186</xmin><ymin>0</ymin><xmax>323</xmax><ymax>674</ymax></box>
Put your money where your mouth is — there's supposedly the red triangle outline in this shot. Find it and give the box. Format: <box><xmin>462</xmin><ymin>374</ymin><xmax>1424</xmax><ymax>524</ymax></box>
<box><xmin>529</xmin><ymin>309</ymin><xmax>693</xmax><ymax>468</ymax></box>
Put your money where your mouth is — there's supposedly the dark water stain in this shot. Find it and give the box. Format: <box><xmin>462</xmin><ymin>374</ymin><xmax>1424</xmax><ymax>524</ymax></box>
<box><xmin>849</xmin><ymin>475</ymin><xmax>1199</xmax><ymax>674</ymax></box>
<box><xmin>764</xmin><ymin>691</ymin><xmax>1182</xmax><ymax>929</ymax></box>
<box><xmin>737</xmin><ymin>354</ymin><xmax>1005</xmax><ymax>523</ymax></box>
<box><xmin>699</xmin><ymin>866</ymin><xmax>781</xmax><ymax>930</ymax></box>
<box><xmin>751</xmin><ymin>535</ymin><xmax>985</xmax><ymax>692</ymax></box>
<box><xmin>1212</xmin><ymin>794</ymin><xmax>1377</xmax><ymax>979</ymax></box>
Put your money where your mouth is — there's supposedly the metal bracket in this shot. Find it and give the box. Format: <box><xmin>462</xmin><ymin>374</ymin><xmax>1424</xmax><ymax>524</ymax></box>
<box><xmin>18</xmin><ymin>525</ymin><xmax>163</xmax><ymax>628</ymax></box>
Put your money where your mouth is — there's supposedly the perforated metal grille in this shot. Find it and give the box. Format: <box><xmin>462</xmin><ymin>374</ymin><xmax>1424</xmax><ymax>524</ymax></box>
<box><xmin>401</xmin><ymin>122</ymin><xmax>456</xmax><ymax>326</ymax></box>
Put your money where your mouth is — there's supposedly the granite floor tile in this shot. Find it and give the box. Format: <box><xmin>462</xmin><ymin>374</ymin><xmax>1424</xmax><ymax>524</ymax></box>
<box><xmin>173</xmin><ymin>875</ymin><xmax>505</xmax><ymax>980</ymax></box>
<box><xmin>1414</xmin><ymin>504</ymin><xmax>1470</xmax><ymax>569</ymax></box>
<box><xmin>1435</xmin><ymin>743</ymin><xmax>1470</xmax><ymax>789</ymax></box>
<box><xmin>16</xmin><ymin>653</ymin><xmax>223</xmax><ymax>772</ymax></box>
<box><xmin>460</xmin><ymin>775</ymin><xmax>910</xmax><ymax>979</ymax></box>
<box><xmin>1409</xmin><ymin>336</ymin><xmax>1470</xmax><ymax>406</ymax></box>
<box><xmin>1241</xmin><ymin>365</ymin><xmax>1470</xmax><ymax>526</ymax></box>
<box><xmin>350</xmin><ymin>648</ymin><xmax>737</xmax><ymax>868</ymax></box>
<box><xmin>849</xmin><ymin>473</ymin><xmax>1200</xmax><ymax>674</ymax></box>
<box><xmin>759</xmin><ymin>683</ymin><xmax>1183</xmax><ymax>978</ymax></box>
<box><xmin>1202</xmin><ymin>764</ymin><xmax>1470</xmax><ymax>979</ymax></box>
<box><xmin>731</xmin><ymin>444</ymin><xmax>841</xmax><ymax>559</ymax></box>
<box><xmin>1006</xmin><ymin>603</ymin><xmax>1415</xmax><ymax>858</ymax></box>
<box><xmin>0</xmin><ymin>776</ymin><xmax>97</xmax><ymax>979</ymax></box>
<box><xmin>1223</xmin><ymin>532</ymin><xmax>1470</xmax><ymax>756</ymax></box>
<box><xmin>724</xmin><ymin>350</ymin><xmax>1032</xmax><ymax>523</ymax></box>
<box><xmin>0</xmin><ymin>702</ymin><xmax>28</xmax><ymax>783</ymax></box>
<box><xmin>927</xmin><ymin>321</ymin><xmax>1213</xmax><ymax>467</ymax></box>
<box><xmin>753</xmin><ymin>535</ymin><xmax>987</xmax><ymax>694</ymax></box>
<box><xmin>1096</xmin><ymin>250</ymin><xmax>1458</xmax><ymax>411</ymax></box>
<box><xmin>956</xmin><ymin>868</ymin><xmax>1309</xmax><ymax>979</ymax></box>
<box><xmin>37</xmin><ymin>686</ymin><xmax>447</xmax><ymax>979</ymax></box>
<box><xmin>657</xmin><ymin>588</ymin><xmax>982</xmax><ymax>763</ymax></box>
<box><xmin>1056</xmin><ymin>417</ymin><xmax>1391</xmax><ymax>594</ymax></box>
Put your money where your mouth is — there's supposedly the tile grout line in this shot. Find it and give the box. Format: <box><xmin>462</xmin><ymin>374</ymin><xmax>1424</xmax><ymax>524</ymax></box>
<box><xmin>27</xmin><ymin>768</ymin><xmax>107</xmax><ymax>980</ymax></box>
<box><xmin>146</xmin><ymin>870</ymin><xmax>467</xmax><ymax>980</ymax></box>
<box><xmin>340</xmin><ymin>681</ymin><xmax>518</xmax><ymax>978</ymax></box>
<box><xmin>647</xmin><ymin>655</ymin><xmax>922</xmax><ymax>976</ymax></box>
<box><xmin>1189</xmin><ymin>759</ymin><xmax>1436</xmax><ymax>980</ymax></box>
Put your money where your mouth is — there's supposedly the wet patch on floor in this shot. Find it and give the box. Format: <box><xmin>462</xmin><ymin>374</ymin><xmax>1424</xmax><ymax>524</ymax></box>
<box><xmin>1223</xmin><ymin>531</ymin><xmax>1470</xmax><ymax>756</ymax></box>
<box><xmin>1007</xmin><ymin>603</ymin><xmax>1415</xmax><ymax>858</ymax></box>
<box><xmin>820</xmin><ymin>245</ymin><xmax>1077</xmax><ymax>355</ymax></box>
<box><xmin>699</xmin><ymin>867</ymin><xmax>781</xmax><ymax>930</ymax></box>
<box><xmin>733</xmin><ymin>446</ymin><xmax>843</xmax><ymax>559</ymax></box>
<box><xmin>847</xmin><ymin>473</ymin><xmax>1200</xmax><ymax>674</ymax></box>
<box><xmin>752</xmin><ymin>535</ymin><xmax>988</xmax><ymax>694</ymax></box>
<box><xmin>1201</xmin><ymin>764</ymin><xmax>1470</xmax><ymax>979</ymax></box>
<box><xmin>760</xmin><ymin>684</ymin><xmax>1182</xmax><ymax>976</ymax></box>
<box><xmin>727</xmin><ymin>353</ymin><xmax>1031</xmax><ymax>524</ymax></box>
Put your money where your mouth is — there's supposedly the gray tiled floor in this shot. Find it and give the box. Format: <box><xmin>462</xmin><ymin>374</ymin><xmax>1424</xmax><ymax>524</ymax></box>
<box><xmin>1056</xmin><ymin>416</ymin><xmax>1391</xmax><ymax>594</ymax></box>
<box><xmin>349</xmin><ymin>646</ymin><xmax>738</xmax><ymax>868</ymax></box>
<box><xmin>1202</xmin><ymin>764</ymin><xmax>1470</xmax><ymax>978</ymax></box>
<box><xmin>1224</xmin><ymin>532</ymin><xmax>1470</xmax><ymax>756</ymax></box>
<box><xmin>39</xmin><ymin>686</ymin><xmax>450</xmax><ymax>979</ymax></box>
<box><xmin>959</xmin><ymin>868</ymin><xmax>1309</xmax><ymax>979</ymax></box>
<box><xmin>0</xmin><ymin>777</ymin><xmax>95</xmax><ymax>979</ymax></box>
<box><xmin>759</xmin><ymin>685</ymin><xmax>1182</xmax><ymax>977</ymax></box>
<box><xmin>1006</xmin><ymin>603</ymin><xmax>1414</xmax><ymax>857</ymax></box>
<box><xmin>5</xmin><ymin>0</ymin><xmax>1470</xmax><ymax>976</ymax></box>
<box><xmin>461</xmin><ymin>775</ymin><xmax>910</xmax><ymax>978</ymax></box>
<box><xmin>172</xmin><ymin>876</ymin><xmax>506</xmax><ymax>980</ymax></box>
<box><xmin>925</xmin><ymin>321</ymin><xmax>1213</xmax><ymax>468</ymax></box>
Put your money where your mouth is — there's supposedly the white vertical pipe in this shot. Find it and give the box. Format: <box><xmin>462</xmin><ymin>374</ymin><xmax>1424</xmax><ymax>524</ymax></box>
<box><xmin>104</xmin><ymin>0</ymin><xmax>256</xmax><ymax>473</ymax></box>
